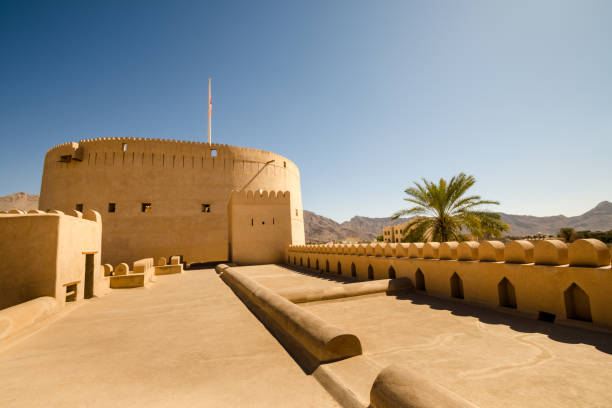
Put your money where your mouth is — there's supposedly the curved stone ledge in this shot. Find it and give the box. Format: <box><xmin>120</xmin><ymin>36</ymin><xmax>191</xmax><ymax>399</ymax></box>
<box><xmin>423</xmin><ymin>242</ymin><xmax>440</xmax><ymax>259</ymax></box>
<box><xmin>114</xmin><ymin>263</ymin><xmax>129</xmax><ymax>276</ymax></box>
<box><xmin>534</xmin><ymin>240</ymin><xmax>568</xmax><ymax>266</ymax></box>
<box><xmin>384</xmin><ymin>243</ymin><xmax>397</xmax><ymax>257</ymax></box>
<box><xmin>479</xmin><ymin>240</ymin><xmax>505</xmax><ymax>262</ymax></box>
<box><xmin>458</xmin><ymin>241</ymin><xmax>480</xmax><ymax>261</ymax></box>
<box><xmin>408</xmin><ymin>243</ymin><xmax>424</xmax><ymax>258</ymax></box>
<box><xmin>277</xmin><ymin>278</ymin><xmax>413</xmax><ymax>304</ymax></box>
<box><xmin>221</xmin><ymin>267</ymin><xmax>362</xmax><ymax>364</ymax></box>
<box><xmin>504</xmin><ymin>240</ymin><xmax>534</xmax><ymax>264</ymax></box>
<box><xmin>439</xmin><ymin>242</ymin><xmax>459</xmax><ymax>260</ymax></box>
<box><xmin>370</xmin><ymin>364</ymin><xmax>478</xmax><ymax>408</ymax></box>
<box><xmin>0</xmin><ymin>297</ymin><xmax>58</xmax><ymax>342</ymax></box>
<box><xmin>396</xmin><ymin>244</ymin><xmax>410</xmax><ymax>258</ymax></box>
<box><xmin>569</xmin><ymin>239</ymin><xmax>611</xmax><ymax>267</ymax></box>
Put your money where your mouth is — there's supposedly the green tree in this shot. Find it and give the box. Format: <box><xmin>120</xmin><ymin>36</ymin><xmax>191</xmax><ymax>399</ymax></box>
<box><xmin>391</xmin><ymin>173</ymin><xmax>509</xmax><ymax>242</ymax></box>
<box><xmin>376</xmin><ymin>235</ymin><xmax>384</xmax><ymax>242</ymax></box>
<box><xmin>559</xmin><ymin>227</ymin><xmax>576</xmax><ymax>243</ymax></box>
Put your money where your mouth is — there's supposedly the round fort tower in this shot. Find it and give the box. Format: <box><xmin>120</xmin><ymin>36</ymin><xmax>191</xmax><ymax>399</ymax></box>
<box><xmin>39</xmin><ymin>138</ymin><xmax>305</xmax><ymax>265</ymax></box>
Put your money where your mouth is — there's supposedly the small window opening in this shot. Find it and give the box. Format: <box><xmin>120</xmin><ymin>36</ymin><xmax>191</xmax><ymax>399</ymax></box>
<box><xmin>251</xmin><ymin>218</ymin><xmax>254</xmax><ymax>226</ymax></box>
<box><xmin>76</xmin><ymin>203</ymin><xmax>83</xmax><ymax>212</ymax></box>
<box><xmin>211</xmin><ymin>149</ymin><xmax>217</xmax><ymax>157</ymax></box>
<box><xmin>65</xmin><ymin>283</ymin><xmax>77</xmax><ymax>302</ymax></box>
<box><xmin>272</xmin><ymin>218</ymin><xmax>275</xmax><ymax>224</ymax></box>
<box><xmin>450</xmin><ymin>272</ymin><xmax>464</xmax><ymax>299</ymax></box>
<box><xmin>202</xmin><ymin>204</ymin><xmax>211</xmax><ymax>213</ymax></box>
<box><xmin>415</xmin><ymin>269</ymin><xmax>426</xmax><ymax>291</ymax></box>
<box><xmin>262</xmin><ymin>221</ymin><xmax>265</xmax><ymax>225</ymax></box>
<box><xmin>564</xmin><ymin>283</ymin><xmax>592</xmax><ymax>322</ymax></box>
<box><xmin>296</xmin><ymin>209</ymin><xmax>298</xmax><ymax>216</ymax></box>
<box><xmin>538</xmin><ymin>311</ymin><xmax>556</xmax><ymax>323</ymax></box>
<box><xmin>141</xmin><ymin>203</ymin><xmax>151</xmax><ymax>213</ymax></box>
<box><xmin>108</xmin><ymin>203</ymin><xmax>116</xmax><ymax>213</ymax></box>
<box><xmin>498</xmin><ymin>277</ymin><xmax>517</xmax><ymax>309</ymax></box>
<box><xmin>283</xmin><ymin>161</ymin><xmax>286</xmax><ymax>168</ymax></box>
<box><xmin>122</xmin><ymin>143</ymin><xmax>127</xmax><ymax>152</ymax></box>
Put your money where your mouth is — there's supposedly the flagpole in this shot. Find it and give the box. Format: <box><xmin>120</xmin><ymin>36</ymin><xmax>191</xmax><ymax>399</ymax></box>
<box><xmin>207</xmin><ymin>78</ymin><xmax>212</xmax><ymax>145</ymax></box>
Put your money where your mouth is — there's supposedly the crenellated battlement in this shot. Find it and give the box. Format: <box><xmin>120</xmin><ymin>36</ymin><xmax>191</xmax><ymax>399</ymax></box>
<box><xmin>287</xmin><ymin>239</ymin><xmax>612</xmax><ymax>329</ymax></box>
<box><xmin>289</xmin><ymin>239</ymin><xmax>611</xmax><ymax>267</ymax></box>
<box><xmin>230</xmin><ymin>190</ymin><xmax>291</xmax><ymax>204</ymax></box>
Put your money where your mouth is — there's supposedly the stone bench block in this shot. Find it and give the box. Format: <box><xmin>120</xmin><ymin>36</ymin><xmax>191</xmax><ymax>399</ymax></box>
<box><xmin>504</xmin><ymin>240</ymin><xmax>534</xmax><ymax>263</ymax></box>
<box><xmin>569</xmin><ymin>238</ymin><xmax>610</xmax><ymax>267</ymax></box>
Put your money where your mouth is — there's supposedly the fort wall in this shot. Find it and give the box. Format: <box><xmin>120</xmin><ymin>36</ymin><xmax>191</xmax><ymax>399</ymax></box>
<box><xmin>0</xmin><ymin>211</ymin><xmax>103</xmax><ymax>309</ymax></box>
<box><xmin>287</xmin><ymin>239</ymin><xmax>612</xmax><ymax>330</ymax></box>
<box><xmin>38</xmin><ymin>138</ymin><xmax>305</xmax><ymax>265</ymax></box>
<box><xmin>229</xmin><ymin>190</ymin><xmax>301</xmax><ymax>265</ymax></box>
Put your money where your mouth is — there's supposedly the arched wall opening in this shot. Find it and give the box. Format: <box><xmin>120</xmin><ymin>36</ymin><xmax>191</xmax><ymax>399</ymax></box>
<box><xmin>415</xmin><ymin>268</ymin><xmax>425</xmax><ymax>291</ymax></box>
<box><xmin>325</xmin><ymin>260</ymin><xmax>330</xmax><ymax>273</ymax></box>
<box><xmin>388</xmin><ymin>266</ymin><xmax>396</xmax><ymax>279</ymax></box>
<box><xmin>307</xmin><ymin>258</ymin><xmax>310</xmax><ymax>268</ymax></box>
<box><xmin>337</xmin><ymin>262</ymin><xmax>342</xmax><ymax>275</ymax></box>
<box><xmin>450</xmin><ymin>272</ymin><xmax>464</xmax><ymax>299</ymax></box>
<box><xmin>564</xmin><ymin>283</ymin><xmax>592</xmax><ymax>322</ymax></box>
<box><xmin>315</xmin><ymin>259</ymin><xmax>319</xmax><ymax>270</ymax></box>
<box><xmin>351</xmin><ymin>263</ymin><xmax>357</xmax><ymax>278</ymax></box>
<box><xmin>498</xmin><ymin>277</ymin><xmax>517</xmax><ymax>308</ymax></box>
<box><xmin>368</xmin><ymin>265</ymin><xmax>374</xmax><ymax>280</ymax></box>
<box><xmin>300</xmin><ymin>257</ymin><xmax>303</xmax><ymax>266</ymax></box>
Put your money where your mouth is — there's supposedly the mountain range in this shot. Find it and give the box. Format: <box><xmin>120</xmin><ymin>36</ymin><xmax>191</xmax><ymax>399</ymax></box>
<box><xmin>2</xmin><ymin>193</ymin><xmax>611</xmax><ymax>242</ymax></box>
<box><xmin>305</xmin><ymin>201</ymin><xmax>612</xmax><ymax>242</ymax></box>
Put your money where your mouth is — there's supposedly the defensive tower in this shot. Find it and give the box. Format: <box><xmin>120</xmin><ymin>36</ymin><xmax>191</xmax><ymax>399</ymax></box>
<box><xmin>39</xmin><ymin>137</ymin><xmax>305</xmax><ymax>265</ymax></box>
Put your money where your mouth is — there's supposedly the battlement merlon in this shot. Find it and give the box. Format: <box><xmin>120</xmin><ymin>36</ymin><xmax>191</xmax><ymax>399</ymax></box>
<box><xmin>44</xmin><ymin>137</ymin><xmax>299</xmax><ymax>174</ymax></box>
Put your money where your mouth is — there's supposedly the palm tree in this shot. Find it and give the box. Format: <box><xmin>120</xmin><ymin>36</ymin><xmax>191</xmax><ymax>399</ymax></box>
<box><xmin>392</xmin><ymin>173</ymin><xmax>509</xmax><ymax>242</ymax></box>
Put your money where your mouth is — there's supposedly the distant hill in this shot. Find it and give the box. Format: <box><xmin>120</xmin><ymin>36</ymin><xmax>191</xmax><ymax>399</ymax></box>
<box><xmin>304</xmin><ymin>210</ymin><xmax>408</xmax><ymax>243</ymax></box>
<box><xmin>0</xmin><ymin>192</ymin><xmax>39</xmax><ymax>212</ymax></box>
<box><xmin>499</xmin><ymin>201</ymin><xmax>612</xmax><ymax>236</ymax></box>
<box><xmin>305</xmin><ymin>201</ymin><xmax>612</xmax><ymax>242</ymax></box>
<box><xmin>2</xmin><ymin>193</ymin><xmax>611</xmax><ymax>242</ymax></box>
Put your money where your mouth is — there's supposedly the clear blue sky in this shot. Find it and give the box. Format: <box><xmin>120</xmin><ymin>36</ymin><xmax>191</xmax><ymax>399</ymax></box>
<box><xmin>1</xmin><ymin>0</ymin><xmax>611</xmax><ymax>221</ymax></box>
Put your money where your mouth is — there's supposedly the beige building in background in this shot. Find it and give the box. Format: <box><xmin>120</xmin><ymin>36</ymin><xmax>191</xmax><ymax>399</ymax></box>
<box><xmin>382</xmin><ymin>221</ymin><xmax>411</xmax><ymax>243</ymax></box>
<box><xmin>39</xmin><ymin>138</ymin><xmax>305</xmax><ymax>265</ymax></box>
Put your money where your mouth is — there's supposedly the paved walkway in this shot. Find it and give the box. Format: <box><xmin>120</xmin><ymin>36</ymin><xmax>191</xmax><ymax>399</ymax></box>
<box><xmin>0</xmin><ymin>269</ymin><xmax>338</xmax><ymax>407</ymax></box>
<box><xmin>303</xmin><ymin>291</ymin><xmax>612</xmax><ymax>408</ymax></box>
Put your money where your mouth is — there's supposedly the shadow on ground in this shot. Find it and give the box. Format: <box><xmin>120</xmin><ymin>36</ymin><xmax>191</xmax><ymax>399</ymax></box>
<box><xmin>394</xmin><ymin>291</ymin><xmax>612</xmax><ymax>355</ymax></box>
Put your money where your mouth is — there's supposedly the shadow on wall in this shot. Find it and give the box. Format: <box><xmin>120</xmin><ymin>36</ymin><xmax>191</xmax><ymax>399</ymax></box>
<box><xmin>393</xmin><ymin>292</ymin><xmax>612</xmax><ymax>355</ymax></box>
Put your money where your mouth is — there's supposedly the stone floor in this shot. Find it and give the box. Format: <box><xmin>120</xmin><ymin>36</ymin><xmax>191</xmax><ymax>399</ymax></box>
<box><xmin>303</xmin><ymin>291</ymin><xmax>612</xmax><ymax>408</ymax></box>
<box><xmin>0</xmin><ymin>269</ymin><xmax>338</xmax><ymax>408</ymax></box>
<box><xmin>236</xmin><ymin>265</ymin><xmax>612</xmax><ymax>407</ymax></box>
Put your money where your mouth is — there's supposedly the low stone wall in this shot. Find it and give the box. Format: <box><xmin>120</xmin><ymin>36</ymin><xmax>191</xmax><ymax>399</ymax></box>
<box><xmin>370</xmin><ymin>364</ymin><xmax>478</xmax><ymax>408</ymax></box>
<box><xmin>154</xmin><ymin>264</ymin><xmax>184</xmax><ymax>275</ymax></box>
<box><xmin>109</xmin><ymin>274</ymin><xmax>146</xmax><ymax>289</ymax></box>
<box><xmin>277</xmin><ymin>278</ymin><xmax>412</xmax><ymax>303</ymax></box>
<box><xmin>0</xmin><ymin>297</ymin><xmax>58</xmax><ymax>342</ymax></box>
<box><xmin>219</xmin><ymin>266</ymin><xmax>362</xmax><ymax>366</ymax></box>
<box><xmin>288</xmin><ymin>239</ymin><xmax>612</xmax><ymax>329</ymax></box>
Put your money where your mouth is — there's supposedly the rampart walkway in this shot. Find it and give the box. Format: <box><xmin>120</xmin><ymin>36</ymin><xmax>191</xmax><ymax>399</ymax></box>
<box><xmin>0</xmin><ymin>269</ymin><xmax>338</xmax><ymax>407</ymax></box>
